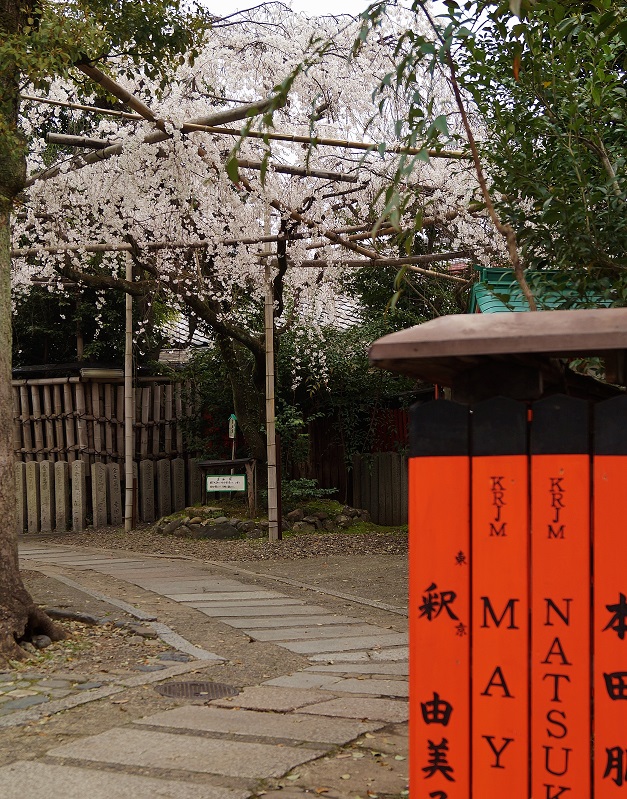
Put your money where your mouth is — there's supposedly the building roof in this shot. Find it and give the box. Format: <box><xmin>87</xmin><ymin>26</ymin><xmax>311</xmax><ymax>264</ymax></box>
<box><xmin>469</xmin><ymin>266</ymin><xmax>612</xmax><ymax>314</ymax></box>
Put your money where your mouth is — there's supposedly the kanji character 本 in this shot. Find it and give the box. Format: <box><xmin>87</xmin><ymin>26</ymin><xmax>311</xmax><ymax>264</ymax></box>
<box><xmin>604</xmin><ymin>593</ymin><xmax>627</xmax><ymax>640</ymax></box>
<box><xmin>419</xmin><ymin>583</ymin><xmax>459</xmax><ymax>622</ymax></box>
<box><xmin>455</xmin><ymin>550</ymin><xmax>467</xmax><ymax>566</ymax></box>
<box><xmin>422</xmin><ymin>738</ymin><xmax>455</xmax><ymax>782</ymax></box>
<box><xmin>420</xmin><ymin>693</ymin><xmax>453</xmax><ymax>726</ymax></box>
<box><xmin>604</xmin><ymin>672</ymin><xmax>627</xmax><ymax>700</ymax></box>
<box><xmin>603</xmin><ymin>747</ymin><xmax>627</xmax><ymax>787</ymax></box>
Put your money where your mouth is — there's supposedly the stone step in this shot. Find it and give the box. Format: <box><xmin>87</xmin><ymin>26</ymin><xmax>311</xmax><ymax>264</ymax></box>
<box><xmin>48</xmin><ymin>727</ymin><xmax>326</xmax><ymax>780</ymax></box>
<box><xmin>0</xmin><ymin>761</ymin><xmax>248</xmax><ymax>799</ymax></box>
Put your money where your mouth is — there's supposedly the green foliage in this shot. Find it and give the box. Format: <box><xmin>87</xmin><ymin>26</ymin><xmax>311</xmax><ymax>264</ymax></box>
<box><xmin>274</xmin><ymin>478</ymin><xmax>337</xmax><ymax>508</ymax></box>
<box><xmin>360</xmin><ymin>0</ymin><xmax>627</xmax><ymax>298</ymax></box>
<box><xmin>277</xmin><ymin>317</ymin><xmax>420</xmax><ymax>461</ymax></box>
<box><xmin>174</xmin><ymin>345</ymin><xmax>236</xmax><ymax>459</ymax></box>
<box><xmin>12</xmin><ymin>284</ymin><xmax>125</xmax><ymax>365</ymax></box>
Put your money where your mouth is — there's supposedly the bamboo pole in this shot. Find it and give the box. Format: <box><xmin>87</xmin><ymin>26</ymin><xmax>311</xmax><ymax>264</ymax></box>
<box><xmin>20</xmin><ymin>93</ymin><xmax>469</xmax><ymax>159</ymax></box>
<box><xmin>44</xmin><ymin>134</ymin><xmax>359</xmax><ymax>184</ymax></box>
<box><xmin>12</xmin><ymin>235</ymin><xmax>291</xmax><ymax>258</ymax></box>
<box><xmin>264</xmin><ymin>207</ymin><xmax>280</xmax><ymax>542</ymax></box>
<box><xmin>124</xmin><ymin>251</ymin><xmax>134</xmax><ymax>531</ymax></box>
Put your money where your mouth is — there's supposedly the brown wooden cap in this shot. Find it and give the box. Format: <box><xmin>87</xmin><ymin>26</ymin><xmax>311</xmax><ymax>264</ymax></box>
<box><xmin>368</xmin><ymin>308</ymin><xmax>627</xmax><ymax>386</ymax></box>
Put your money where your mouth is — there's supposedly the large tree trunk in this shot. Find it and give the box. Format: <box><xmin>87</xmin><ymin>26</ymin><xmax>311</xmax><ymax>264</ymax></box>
<box><xmin>0</xmin><ymin>0</ymin><xmax>65</xmax><ymax>665</ymax></box>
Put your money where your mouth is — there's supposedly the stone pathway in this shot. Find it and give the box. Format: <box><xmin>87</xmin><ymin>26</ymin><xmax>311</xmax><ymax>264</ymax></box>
<box><xmin>8</xmin><ymin>543</ymin><xmax>409</xmax><ymax>797</ymax></box>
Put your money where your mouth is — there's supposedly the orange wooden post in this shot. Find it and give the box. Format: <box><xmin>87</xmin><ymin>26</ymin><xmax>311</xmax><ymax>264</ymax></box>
<box><xmin>471</xmin><ymin>397</ymin><xmax>529</xmax><ymax>798</ymax></box>
<box><xmin>408</xmin><ymin>400</ymin><xmax>470</xmax><ymax>798</ymax></box>
<box><xmin>593</xmin><ymin>394</ymin><xmax>627</xmax><ymax>797</ymax></box>
<box><xmin>530</xmin><ymin>396</ymin><xmax>591</xmax><ymax>799</ymax></box>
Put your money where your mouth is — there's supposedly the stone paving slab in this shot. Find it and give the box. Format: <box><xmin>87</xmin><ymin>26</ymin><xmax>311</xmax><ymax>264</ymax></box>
<box><xmin>0</xmin><ymin>761</ymin><xmax>248</xmax><ymax>799</ymax></box>
<box><xmin>228</xmin><ymin>615</ymin><xmax>360</xmax><ymax>629</ymax></box>
<box><xmin>280</xmin><ymin>633</ymin><xmax>408</xmax><ymax>655</ymax></box>
<box><xmin>170</xmin><ymin>591</ymin><xmax>285</xmax><ymax>602</ymax></box>
<box><xmin>300</xmin><ymin>696</ymin><xmax>409</xmax><ymax>723</ymax></box>
<box><xmin>246</xmin><ymin>623</ymin><xmax>390</xmax><ymax>642</ymax></box>
<box><xmin>210</xmin><ymin>685</ymin><xmax>340</xmax><ymax>712</ymax></box>
<box><xmin>135</xmin><ymin>705</ymin><xmax>382</xmax><ymax>744</ymax></box>
<box><xmin>308</xmin><ymin>646</ymin><xmax>409</xmax><ymax>662</ymax></box>
<box><xmin>327</xmin><ymin>678</ymin><xmax>409</xmax><ymax>697</ymax></box>
<box><xmin>196</xmin><ymin>601</ymin><xmax>312</xmax><ymax>615</ymax></box>
<box><xmin>263</xmin><ymin>673</ymin><xmax>349</xmax><ymax>691</ymax></box>
<box><xmin>306</xmin><ymin>662</ymin><xmax>409</xmax><ymax>676</ymax></box>
<box><xmin>135</xmin><ymin>581</ymin><xmax>250</xmax><ymax>593</ymax></box>
<box><xmin>48</xmin><ymin>727</ymin><xmax>326</xmax><ymax>779</ymax></box>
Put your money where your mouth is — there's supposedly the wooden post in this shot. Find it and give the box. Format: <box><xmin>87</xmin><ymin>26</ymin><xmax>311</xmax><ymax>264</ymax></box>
<box><xmin>408</xmin><ymin>399</ymin><xmax>471</xmax><ymax>797</ymax></box>
<box><xmin>124</xmin><ymin>251</ymin><xmax>134</xmax><ymax>531</ymax></box>
<box><xmin>593</xmin><ymin>395</ymin><xmax>627</xmax><ymax>799</ymax></box>
<box><xmin>471</xmin><ymin>397</ymin><xmax>529</xmax><ymax>798</ymax></box>
<box><xmin>530</xmin><ymin>395</ymin><xmax>591</xmax><ymax>799</ymax></box>
<box><xmin>264</xmin><ymin>209</ymin><xmax>280</xmax><ymax>541</ymax></box>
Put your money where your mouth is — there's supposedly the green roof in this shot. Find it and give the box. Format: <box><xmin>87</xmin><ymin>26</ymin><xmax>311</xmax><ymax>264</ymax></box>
<box><xmin>469</xmin><ymin>266</ymin><xmax>611</xmax><ymax>314</ymax></box>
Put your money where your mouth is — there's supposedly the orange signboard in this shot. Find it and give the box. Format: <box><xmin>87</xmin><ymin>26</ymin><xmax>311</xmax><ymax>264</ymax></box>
<box><xmin>471</xmin><ymin>398</ymin><xmax>529</xmax><ymax>799</ymax></box>
<box><xmin>530</xmin><ymin>397</ymin><xmax>591</xmax><ymax>799</ymax></box>
<box><xmin>409</xmin><ymin>400</ymin><xmax>470</xmax><ymax>798</ymax></box>
<box><xmin>594</xmin><ymin>395</ymin><xmax>627</xmax><ymax>798</ymax></box>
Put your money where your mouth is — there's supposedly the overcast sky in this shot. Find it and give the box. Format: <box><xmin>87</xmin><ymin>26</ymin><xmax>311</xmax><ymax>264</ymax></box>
<box><xmin>214</xmin><ymin>0</ymin><xmax>448</xmax><ymax>21</ymax></box>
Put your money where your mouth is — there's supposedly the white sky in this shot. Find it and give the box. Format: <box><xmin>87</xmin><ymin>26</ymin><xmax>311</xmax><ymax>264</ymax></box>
<box><xmin>213</xmin><ymin>0</ymin><xmax>448</xmax><ymax>20</ymax></box>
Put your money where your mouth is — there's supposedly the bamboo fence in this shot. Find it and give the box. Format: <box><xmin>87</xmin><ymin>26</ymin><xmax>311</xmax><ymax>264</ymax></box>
<box><xmin>12</xmin><ymin>375</ymin><xmax>195</xmax><ymax>473</ymax></box>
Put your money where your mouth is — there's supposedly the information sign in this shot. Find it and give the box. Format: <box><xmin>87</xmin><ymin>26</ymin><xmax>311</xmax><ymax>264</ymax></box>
<box><xmin>206</xmin><ymin>474</ymin><xmax>246</xmax><ymax>492</ymax></box>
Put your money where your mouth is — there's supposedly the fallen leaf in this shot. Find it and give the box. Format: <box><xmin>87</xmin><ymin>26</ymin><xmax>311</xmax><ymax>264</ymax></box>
<box><xmin>394</xmin><ymin>755</ymin><xmax>406</xmax><ymax>761</ymax></box>
<box><xmin>314</xmin><ymin>789</ymin><xmax>330</xmax><ymax>795</ymax></box>
<box><xmin>286</xmin><ymin>774</ymin><xmax>301</xmax><ymax>780</ymax></box>
<box><xmin>365</xmin><ymin>733</ymin><xmax>376</xmax><ymax>739</ymax></box>
<box><xmin>341</xmin><ymin>774</ymin><xmax>351</xmax><ymax>780</ymax></box>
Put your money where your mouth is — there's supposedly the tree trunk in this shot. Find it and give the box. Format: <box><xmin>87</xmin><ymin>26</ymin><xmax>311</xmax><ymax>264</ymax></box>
<box><xmin>0</xmin><ymin>0</ymin><xmax>65</xmax><ymax>664</ymax></box>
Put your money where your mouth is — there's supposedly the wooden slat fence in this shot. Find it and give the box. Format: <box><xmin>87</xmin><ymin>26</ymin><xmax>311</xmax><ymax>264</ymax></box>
<box><xmin>12</xmin><ymin>376</ymin><xmax>195</xmax><ymax>472</ymax></box>
<box><xmin>352</xmin><ymin>452</ymin><xmax>408</xmax><ymax>526</ymax></box>
<box><xmin>15</xmin><ymin>457</ymin><xmax>204</xmax><ymax>534</ymax></box>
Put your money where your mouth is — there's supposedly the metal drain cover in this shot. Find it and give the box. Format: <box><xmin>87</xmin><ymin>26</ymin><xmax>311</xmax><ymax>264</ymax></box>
<box><xmin>155</xmin><ymin>681</ymin><xmax>240</xmax><ymax>700</ymax></box>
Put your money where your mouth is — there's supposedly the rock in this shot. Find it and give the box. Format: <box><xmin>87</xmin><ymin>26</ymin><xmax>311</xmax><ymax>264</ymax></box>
<box><xmin>357</xmin><ymin>509</ymin><xmax>371</xmax><ymax>522</ymax></box>
<box><xmin>228</xmin><ymin>517</ymin><xmax>240</xmax><ymax>526</ymax></box>
<box><xmin>163</xmin><ymin>518</ymin><xmax>183</xmax><ymax>534</ymax></box>
<box><xmin>292</xmin><ymin>521</ymin><xmax>316</xmax><ymax>533</ymax></box>
<box><xmin>259</xmin><ymin>519</ymin><xmax>270</xmax><ymax>528</ymax></box>
<box><xmin>19</xmin><ymin>642</ymin><xmax>37</xmax><ymax>654</ymax></box>
<box><xmin>342</xmin><ymin>506</ymin><xmax>360</xmax><ymax>517</ymax></box>
<box><xmin>173</xmin><ymin>524</ymin><xmax>191</xmax><ymax>537</ymax></box>
<box><xmin>303</xmin><ymin>515</ymin><xmax>322</xmax><ymax>529</ymax></box>
<box><xmin>213</xmin><ymin>516</ymin><xmax>229</xmax><ymax>524</ymax></box>
<box><xmin>286</xmin><ymin>508</ymin><xmax>304</xmax><ymax>522</ymax></box>
<box><xmin>128</xmin><ymin>624</ymin><xmax>158</xmax><ymax>640</ymax></box>
<box><xmin>335</xmin><ymin>514</ymin><xmax>352</xmax><ymax>528</ymax></box>
<box><xmin>31</xmin><ymin>635</ymin><xmax>52</xmax><ymax>650</ymax></box>
<box><xmin>313</xmin><ymin>511</ymin><xmax>329</xmax><ymax>520</ymax></box>
<box><xmin>246</xmin><ymin>528</ymin><xmax>266</xmax><ymax>539</ymax></box>
<box><xmin>238</xmin><ymin>520</ymin><xmax>255</xmax><ymax>532</ymax></box>
<box><xmin>281</xmin><ymin>518</ymin><xmax>292</xmax><ymax>530</ymax></box>
<box><xmin>322</xmin><ymin>519</ymin><xmax>336</xmax><ymax>531</ymax></box>
<box><xmin>157</xmin><ymin>652</ymin><xmax>193</xmax><ymax>662</ymax></box>
<box><xmin>191</xmin><ymin>522</ymin><xmax>240</xmax><ymax>540</ymax></box>
<box><xmin>187</xmin><ymin>523</ymin><xmax>204</xmax><ymax>536</ymax></box>
<box><xmin>189</xmin><ymin>516</ymin><xmax>203</xmax><ymax>524</ymax></box>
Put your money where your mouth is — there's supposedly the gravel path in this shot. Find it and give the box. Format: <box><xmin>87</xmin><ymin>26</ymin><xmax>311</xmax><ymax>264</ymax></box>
<box><xmin>36</xmin><ymin>525</ymin><xmax>408</xmax><ymax>562</ymax></box>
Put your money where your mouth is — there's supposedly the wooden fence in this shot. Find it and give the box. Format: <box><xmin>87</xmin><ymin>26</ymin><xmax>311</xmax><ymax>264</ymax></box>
<box><xmin>352</xmin><ymin>452</ymin><xmax>408</xmax><ymax>526</ymax></box>
<box><xmin>12</xmin><ymin>376</ymin><xmax>195</xmax><ymax>472</ymax></box>
<box><xmin>15</xmin><ymin>457</ymin><xmax>204</xmax><ymax>534</ymax></box>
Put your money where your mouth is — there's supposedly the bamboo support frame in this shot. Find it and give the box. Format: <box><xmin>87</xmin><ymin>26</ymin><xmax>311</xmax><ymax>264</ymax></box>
<box><xmin>21</xmin><ymin>93</ymin><xmax>468</xmax><ymax>160</ymax></box>
<box><xmin>124</xmin><ymin>251</ymin><xmax>134</xmax><ymax>530</ymax></box>
<box><xmin>44</xmin><ymin>133</ymin><xmax>359</xmax><ymax>184</ymax></box>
